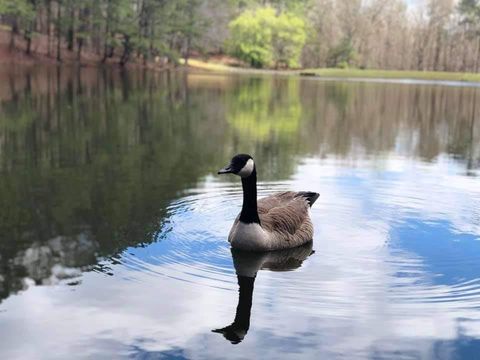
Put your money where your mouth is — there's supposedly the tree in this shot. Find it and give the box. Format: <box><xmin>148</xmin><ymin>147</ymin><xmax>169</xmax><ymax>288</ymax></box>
<box><xmin>0</xmin><ymin>0</ymin><xmax>34</xmax><ymax>49</ymax></box>
<box><xmin>271</xmin><ymin>11</ymin><xmax>306</xmax><ymax>68</ymax></box>
<box><xmin>228</xmin><ymin>6</ymin><xmax>306</xmax><ymax>68</ymax></box>
<box><xmin>327</xmin><ymin>37</ymin><xmax>355</xmax><ymax>68</ymax></box>
<box><xmin>459</xmin><ymin>0</ymin><xmax>480</xmax><ymax>22</ymax></box>
<box><xmin>459</xmin><ymin>0</ymin><xmax>480</xmax><ymax>70</ymax></box>
<box><xmin>76</xmin><ymin>0</ymin><xmax>92</xmax><ymax>60</ymax></box>
<box><xmin>180</xmin><ymin>0</ymin><xmax>207</xmax><ymax>65</ymax></box>
<box><xmin>24</xmin><ymin>0</ymin><xmax>39</xmax><ymax>54</ymax></box>
<box><xmin>2</xmin><ymin>0</ymin><xmax>480</xmax><ymax>72</ymax></box>
<box><xmin>65</xmin><ymin>0</ymin><xmax>76</xmax><ymax>51</ymax></box>
<box><xmin>116</xmin><ymin>4</ymin><xmax>137</xmax><ymax>66</ymax></box>
<box><xmin>55</xmin><ymin>0</ymin><xmax>62</xmax><ymax>61</ymax></box>
<box><xmin>228</xmin><ymin>7</ymin><xmax>274</xmax><ymax>67</ymax></box>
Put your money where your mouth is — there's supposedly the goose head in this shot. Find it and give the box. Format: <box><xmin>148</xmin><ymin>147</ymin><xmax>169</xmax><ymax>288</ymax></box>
<box><xmin>218</xmin><ymin>154</ymin><xmax>255</xmax><ymax>178</ymax></box>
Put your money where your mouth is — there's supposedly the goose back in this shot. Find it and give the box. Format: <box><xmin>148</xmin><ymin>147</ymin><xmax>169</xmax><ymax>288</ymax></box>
<box><xmin>229</xmin><ymin>191</ymin><xmax>316</xmax><ymax>251</ymax></box>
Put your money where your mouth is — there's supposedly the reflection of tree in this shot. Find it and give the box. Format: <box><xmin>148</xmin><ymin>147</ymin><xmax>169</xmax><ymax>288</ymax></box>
<box><xmin>225</xmin><ymin>77</ymin><xmax>305</xmax><ymax>179</ymax></box>
<box><xmin>299</xmin><ymin>80</ymin><xmax>480</xmax><ymax>166</ymax></box>
<box><xmin>0</xmin><ymin>69</ymin><xmax>478</xmax><ymax>303</ymax></box>
<box><xmin>0</xmin><ymin>68</ymin><xmax>231</xmax><ymax>302</ymax></box>
<box><xmin>466</xmin><ymin>90</ymin><xmax>478</xmax><ymax>174</ymax></box>
<box><xmin>227</xmin><ymin>78</ymin><xmax>301</xmax><ymax>140</ymax></box>
<box><xmin>447</xmin><ymin>88</ymin><xmax>479</xmax><ymax>174</ymax></box>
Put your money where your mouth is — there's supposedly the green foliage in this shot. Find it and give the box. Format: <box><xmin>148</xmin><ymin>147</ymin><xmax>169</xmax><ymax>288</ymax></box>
<box><xmin>228</xmin><ymin>6</ymin><xmax>306</xmax><ymax>68</ymax></box>
<box><xmin>327</xmin><ymin>38</ymin><xmax>356</xmax><ymax>68</ymax></box>
<box><xmin>228</xmin><ymin>7</ymin><xmax>274</xmax><ymax>68</ymax></box>
<box><xmin>0</xmin><ymin>0</ymin><xmax>35</xmax><ymax>24</ymax></box>
<box><xmin>458</xmin><ymin>0</ymin><xmax>480</xmax><ymax>19</ymax></box>
<box><xmin>227</xmin><ymin>78</ymin><xmax>302</xmax><ymax>141</ymax></box>
<box><xmin>458</xmin><ymin>0</ymin><xmax>480</xmax><ymax>32</ymax></box>
<box><xmin>0</xmin><ymin>0</ymin><xmax>307</xmax><ymax>68</ymax></box>
<box><xmin>0</xmin><ymin>0</ymin><xmax>211</xmax><ymax>65</ymax></box>
<box><xmin>336</xmin><ymin>61</ymin><xmax>349</xmax><ymax>69</ymax></box>
<box><xmin>271</xmin><ymin>11</ymin><xmax>306</xmax><ymax>68</ymax></box>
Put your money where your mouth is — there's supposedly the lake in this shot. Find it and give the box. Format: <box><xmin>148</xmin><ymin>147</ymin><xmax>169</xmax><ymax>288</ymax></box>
<box><xmin>0</xmin><ymin>66</ymin><xmax>479</xmax><ymax>360</ymax></box>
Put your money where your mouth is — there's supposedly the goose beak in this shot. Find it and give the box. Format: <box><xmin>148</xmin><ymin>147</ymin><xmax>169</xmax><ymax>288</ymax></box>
<box><xmin>218</xmin><ymin>165</ymin><xmax>233</xmax><ymax>175</ymax></box>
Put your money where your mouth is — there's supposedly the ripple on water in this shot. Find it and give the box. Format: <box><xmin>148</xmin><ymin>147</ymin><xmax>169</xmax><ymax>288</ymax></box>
<box><xmin>113</xmin><ymin>175</ymin><xmax>480</xmax><ymax>319</ymax></box>
<box><xmin>112</xmin><ymin>182</ymin><xmax>299</xmax><ymax>288</ymax></box>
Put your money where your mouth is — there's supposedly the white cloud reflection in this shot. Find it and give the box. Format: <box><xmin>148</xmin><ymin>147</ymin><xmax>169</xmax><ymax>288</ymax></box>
<box><xmin>1</xmin><ymin>156</ymin><xmax>479</xmax><ymax>359</ymax></box>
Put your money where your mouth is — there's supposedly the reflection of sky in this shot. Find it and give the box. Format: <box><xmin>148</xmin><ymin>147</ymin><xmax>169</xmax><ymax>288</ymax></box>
<box><xmin>391</xmin><ymin>219</ymin><xmax>480</xmax><ymax>285</ymax></box>
<box><xmin>1</xmin><ymin>155</ymin><xmax>480</xmax><ymax>359</ymax></box>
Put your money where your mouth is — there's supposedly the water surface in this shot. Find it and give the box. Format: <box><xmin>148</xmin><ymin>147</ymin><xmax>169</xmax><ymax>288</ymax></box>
<box><xmin>0</xmin><ymin>66</ymin><xmax>479</xmax><ymax>359</ymax></box>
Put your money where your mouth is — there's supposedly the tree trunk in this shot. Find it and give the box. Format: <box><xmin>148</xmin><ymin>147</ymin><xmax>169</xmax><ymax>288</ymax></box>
<box><xmin>461</xmin><ymin>32</ymin><xmax>468</xmax><ymax>72</ymax></box>
<box><xmin>185</xmin><ymin>36</ymin><xmax>191</xmax><ymax>65</ymax></box>
<box><xmin>25</xmin><ymin>31</ymin><xmax>32</xmax><ymax>55</ymax></box>
<box><xmin>10</xmin><ymin>18</ymin><xmax>19</xmax><ymax>50</ymax></box>
<box><xmin>76</xmin><ymin>5</ymin><xmax>89</xmax><ymax>62</ymax></box>
<box><xmin>184</xmin><ymin>0</ymin><xmax>195</xmax><ymax>66</ymax></box>
<box><xmin>67</xmin><ymin>6</ymin><xmax>75</xmax><ymax>51</ymax></box>
<box><xmin>102</xmin><ymin>0</ymin><xmax>112</xmax><ymax>63</ymax></box>
<box><xmin>433</xmin><ymin>30</ymin><xmax>442</xmax><ymax>72</ymax></box>
<box><xmin>77</xmin><ymin>38</ymin><xmax>83</xmax><ymax>61</ymax></box>
<box><xmin>56</xmin><ymin>2</ymin><xmax>62</xmax><ymax>62</ymax></box>
<box><xmin>120</xmin><ymin>35</ymin><xmax>131</xmax><ymax>66</ymax></box>
<box><xmin>25</xmin><ymin>0</ymin><xmax>38</xmax><ymax>55</ymax></box>
<box><xmin>475</xmin><ymin>37</ymin><xmax>480</xmax><ymax>73</ymax></box>
<box><xmin>47</xmin><ymin>0</ymin><xmax>52</xmax><ymax>57</ymax></box>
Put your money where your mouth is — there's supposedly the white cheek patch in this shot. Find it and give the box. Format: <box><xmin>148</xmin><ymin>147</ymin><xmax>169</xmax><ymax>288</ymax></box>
<box><xmin>238</xmin><ymin>159</ymin><xmax>255</xmax><ymax>178</ymax></box>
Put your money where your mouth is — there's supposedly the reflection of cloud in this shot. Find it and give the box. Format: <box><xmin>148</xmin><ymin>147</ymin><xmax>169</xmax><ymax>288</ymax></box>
<box><xmin>1</xmin><ymin>156</ymin><xmax>480</xmax><ymax>359</ymax></box>
<box><xmin>0</xmin><ymin>269</ymin><xmax>236</xmax><ymax>359</ymax></box>
<box><xmin>0</xmin><ymin>234</ymin><xmax>98</xmax><ymax>302</ymax></box>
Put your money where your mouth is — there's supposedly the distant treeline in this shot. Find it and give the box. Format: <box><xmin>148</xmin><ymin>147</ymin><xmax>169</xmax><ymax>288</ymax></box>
<box><xmin>1</xmin><ymin>0</ymin><xmax>480</xmax><ymax>71</ymax></box>
<box><xmin>0</xmin><ymin>0</ymin><xmax>214</xmax><ymax>65</ymax></box>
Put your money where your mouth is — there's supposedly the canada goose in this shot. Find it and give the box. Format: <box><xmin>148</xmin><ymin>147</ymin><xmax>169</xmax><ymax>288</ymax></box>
<box><xmin>218</xmin><ymin>154</ymin><xmax>320</xmax><ymax>252</ymax></box>
<box><xmin>212</xmin><ymin>243</ymin><xmax>314</xmax><ymax>344</ymax></box>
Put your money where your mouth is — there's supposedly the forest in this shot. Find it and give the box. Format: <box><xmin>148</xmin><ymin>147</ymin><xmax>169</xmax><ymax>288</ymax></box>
<box><xmin>1</xmin><ymin>0</ymin><xmax>480</xmax><ymax>72</ymax></box>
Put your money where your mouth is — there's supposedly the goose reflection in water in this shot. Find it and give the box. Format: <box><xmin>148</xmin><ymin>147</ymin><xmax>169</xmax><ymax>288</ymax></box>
<box><xmin>212</xmin><ymin>242</ymin><xmax>314</xmax><ymax>344</ymax></box>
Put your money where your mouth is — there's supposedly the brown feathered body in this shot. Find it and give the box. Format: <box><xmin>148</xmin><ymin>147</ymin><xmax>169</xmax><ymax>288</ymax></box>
<box><xmin>228</xmin><ymin>191</ymin><xmax>316</xmax><ymax>251</ymax></box>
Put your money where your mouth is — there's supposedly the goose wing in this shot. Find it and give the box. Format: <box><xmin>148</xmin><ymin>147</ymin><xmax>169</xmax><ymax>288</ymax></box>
<box><xmin>258</xmin><ymin>192</ymin><xmax>310</xmax><ymax>235</ymax></box>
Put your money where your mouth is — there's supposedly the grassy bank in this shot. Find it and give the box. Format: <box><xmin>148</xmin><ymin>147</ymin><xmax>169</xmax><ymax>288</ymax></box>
<box><xmin>302</xmin><ymin>68</ymin><xmax>480</xmax><ymax>82</ymax></box>
<box><xmin>181</xmin><ymin>58</ymin><xmax>285</xmax><ymax>74</ymax></box>
<box><xmin>186</xmin><ymin>59</ymin><xmax>480</xmax><ymax>83</ymax></box>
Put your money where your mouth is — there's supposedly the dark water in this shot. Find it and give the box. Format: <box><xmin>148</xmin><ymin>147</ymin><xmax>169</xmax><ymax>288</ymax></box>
<box><xmin>0</xmin><ymin>66</ymin><xmax>479</xmax><ymax>360</ymax></box>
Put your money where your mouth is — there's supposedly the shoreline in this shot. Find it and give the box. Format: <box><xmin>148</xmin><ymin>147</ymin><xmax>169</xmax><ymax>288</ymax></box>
<box><xmin>184</xmin><ymin>59</ymin><xmax>480</xmax><ymax>84</ymax></box>
<box><xmin>2</xmin><ymin>38</ymin><xmax>480</xmax><ymax>85</ymax></box>
<box><xmin>0</xmin><ymin>28</ymin><xmax>173</xmax><ymax>71</ymax></box>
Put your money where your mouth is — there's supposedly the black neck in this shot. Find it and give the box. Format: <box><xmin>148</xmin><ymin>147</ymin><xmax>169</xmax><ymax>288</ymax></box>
<box><xmin>233</xmin><ymin>275</ymin><xmax>255</xmax><ymax>331</ymax></box>
<box><xmin>239</xmin><ymin>168</ymin><xmax>260</xmax><ymax>224</ymax></box>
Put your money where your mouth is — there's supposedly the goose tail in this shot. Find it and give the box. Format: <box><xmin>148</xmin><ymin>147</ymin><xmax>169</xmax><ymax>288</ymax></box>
<box><xmin>296</xmin><ymin>192</ymin><xmax>320</xmax><ymax>207</ymax></box>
